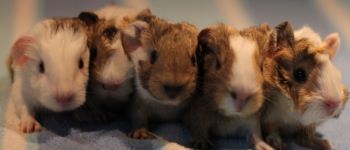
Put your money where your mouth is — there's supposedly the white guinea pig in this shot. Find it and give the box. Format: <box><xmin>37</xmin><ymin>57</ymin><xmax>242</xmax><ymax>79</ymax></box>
<box><xmin>8</xmin><ymin>18</ymin><xmax>90</xmax><ymax>133</ymax></box>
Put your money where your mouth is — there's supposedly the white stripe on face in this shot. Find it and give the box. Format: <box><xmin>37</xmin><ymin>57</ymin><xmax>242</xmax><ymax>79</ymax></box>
<box><xmin>218</xmin><ymin>35</ymin><xmax>260</xmax><ymax>115</ymax></box>
<box><xmin>229</xmin><ymin>35</ymin><xmax>259</xmax><ymax>96</ymax></box>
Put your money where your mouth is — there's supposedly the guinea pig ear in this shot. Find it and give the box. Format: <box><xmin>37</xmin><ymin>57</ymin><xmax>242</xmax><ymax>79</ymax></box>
<box><xmin>323</xmin><ymin>32</ymin><xmax>340</xmax><ymax>59</ymax></box>
<box><xmin>275</xmin><ymin>21</ymin><xmax>294</xmax><ymax>48</ymax></box>
<box><xmin>266</xmin><ymin>21</ymin><xmax>294</xmax><ymax>57</ymax></box>
<box><xmin>121</xmin><ymin>21</ymin><xmax>148</xmax><ymax>53</ymax></box>
<box><xmin>136</xmin><ymin>8</ymin><xmax>154</xmax><ymax>23</ymax></box>
<box><xmin>78</xmin><ymin>12</ymin><xmax>99</xmax><ymax>26</ymax></box>
<box><xmin>198</xmin><ymin>28</ymin><xmax>222</xmax><ymax>70</ymax></box>
<box><xmin>259</xmin><ymin>23</ymin><xmax>271</xmax><ymax>33</ymax></box>
<box><xmin>10</xmin><ymin>36</ymin><xmax>34</xmax><ymax>67</ymax></box>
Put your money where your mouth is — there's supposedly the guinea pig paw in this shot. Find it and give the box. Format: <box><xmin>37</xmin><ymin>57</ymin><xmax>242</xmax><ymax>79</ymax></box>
<box><xmin>254</xmin><ymin>140</ymin><xmax>274</xmax><ymax>150</ymax></box>
<box><xmin>18</xmin><ymin>116</ymin><xmax>42</xmax><ymax>133</ymax></box>
<box><xmin>312</xmin><ymin>139</ymin><xmax>333</xmax><ymax>150</ymax></box>
<box><xmin>128</xmin><ymin>128</ymin><xmax>157</xmax><ymax>139</ymax></box>
<box><xmin>192</xmin><ymin>139</ymin><xmax>216</xmax><ymax>150</ymax></box>
<box><xmin>316</xmin><ymin>139</ymin><xmax>332</xmax><ymax>150</ymax></box>
<box><xmin>265</xmin><ymin>134</ymin><xmax>284</xmax><ymax>150</ymax></box>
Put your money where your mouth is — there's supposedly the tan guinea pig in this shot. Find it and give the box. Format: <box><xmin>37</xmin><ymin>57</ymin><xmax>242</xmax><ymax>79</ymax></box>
<box><xmin>73</xmin><ymin>5</ymin><xmax>137</xmax><ymax>123</ymax></box>
<box><xmin>120</xmin><ymin>9</ymin><xmax>199</xmax><ymax>139</ymax></box>
<box><xmin>183</xmin><ymin>23</ymin><xmax>273</xmax><ymax>150</ymax></box>
<box><xmin>8</xmin><ymin>18</ymin><xmax>91</xmax><ymax>133</ymax></box>
<box><xmin>261</xmin><ymin>22</ymin><xmax>349</xmax><ymax>150</ymax></box>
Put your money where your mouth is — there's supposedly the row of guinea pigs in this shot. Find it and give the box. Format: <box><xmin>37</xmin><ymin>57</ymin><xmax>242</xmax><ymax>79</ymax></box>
<box><xmin>7</xmin><ymin>4</ymin><xmax>349</xmax><ymax>150</ymax></box>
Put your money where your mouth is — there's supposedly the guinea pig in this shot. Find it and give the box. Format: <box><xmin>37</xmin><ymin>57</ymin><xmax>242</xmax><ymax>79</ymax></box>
<box><xmin>72</xmin><ymin>5</ymin><xmax>137</xmax><ymax>122</ymax></box>
<box><xmin>120</xmin><ymin>9</ymin><xmax>199</xmax><ymax>139</ymax></box>
<box><xmin>261</xmin><ymin>22</ymin><xmax>349</xmax><ymax>150</ymax></box>
<box><xmin>8</xmin><ymin>18</ymin><xmax>91</xmax><ymax>133</ymax></box>
<box><xmin>183</xmin><ymin>23</ymin><xmax>273</xmax><ymax>150</ymax></box>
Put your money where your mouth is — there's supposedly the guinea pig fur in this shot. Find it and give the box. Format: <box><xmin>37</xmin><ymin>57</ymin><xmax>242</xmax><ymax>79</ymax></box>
<box><xmin>8</xmin><ymin>18</ymin><xmax>90</xmax><ymax>133</ymax></box>
<box><xmin>121</xmin><ymin>9</ymin><xmax>199</xmax><ymax>139</ymax></box>
<box><xmin>261</xmin><ymin>22</ymin><xmax>349</xmax><ymax>150</ymax></box>
<box><xmin>73</xmin><ymin>5</ymin><xmax>138</xmax><ymax>122</ymax></box>
<box><xmin>183</xmin><ymin>23</ymin><xmax>273</xmax><ymax>150</ymax></box>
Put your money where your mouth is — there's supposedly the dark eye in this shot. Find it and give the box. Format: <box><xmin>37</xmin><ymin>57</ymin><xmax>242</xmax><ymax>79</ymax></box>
<box><xmin>293</xmin><ymin>68</ymin><xmax>307</xmax><ymax>83</ymax></box>
<box><xmin>90</xmin><ymin>47</ymin><xmax>97</xmax><ymax>62</ymax></box>
<box><xmin>191</xmin><ymin>55</ymin><xmax>196</xmax><ymax>66</ymax></box>
<box><xmin>103</xmin><ymin>27</ymin><xmax>117</xmax><ymax>39</ymax></box>
<box><xmin>39</xmin><ymin>61</ymin><xmax>45</xmax><ymax>74</ymax></box>
<box><xmin>79</xmin><ymin>58</ymin><xmax>84</xmax><ymax>69</ymax></box>
<box><xmin>150</xmin><ymin>50</ymin><xmax>158</xmax><ymax>64</ymax></box>
<box><xmin>231</xmin><ymin>91</ymin><xmax>237</xmax><ymax>99</ymax></box>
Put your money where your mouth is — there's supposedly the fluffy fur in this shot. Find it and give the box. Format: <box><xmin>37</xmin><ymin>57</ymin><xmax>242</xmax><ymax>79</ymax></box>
<box><xmin>121</xmin><ymin>9</ymin><xmax>199</xmax><ymax>139</ymax></box>
<box><xmin>183</xmin><ymin>23</ymin><xmax>272</xmax><ymax>149</ymax></box>
<box><xmin>9</xmin><ymin>18</ymin><xmax>90</xmax><ymax>133</ymax></box>
<box><xmin>261</xmin><ymin>23</ymin><xmax>349</xmax><ymax>150</ymax></box>
<box><xmin>73</xmin><ymin>5</ymin><xmax>138</xmax><ymax>123</ymax></box>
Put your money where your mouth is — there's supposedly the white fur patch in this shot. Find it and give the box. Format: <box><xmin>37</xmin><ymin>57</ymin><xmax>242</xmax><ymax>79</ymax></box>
<box><xmin>95</xmin><ymin>5</ymin><xmax>136</xmax><ymax>25</ymax></box>
<box><xmin>229</xmin><ymin>35</ymin><xmax>259</xmax><ymax>93</ymax></box>
<box><xmin>294</xmin><ymin>26</ymin><xmax>322</xmax><ymax>45</ymax></box>
<box><xmin>218</xmin><ymin>93</ymin><xmax>239</xmax><ymax>116</ymax></box>
<box><xmin>18</xmin><ymin>19</ymin><xmax>89</xmax><ymax>112</ymax></box>
<box><xmin>300</xmin><ymin>54</ymin><xmax>344</xmax><ymax>125</ymax></box>
<box><xmin>218</xmin><ymin>35</ymin><xmax>260</xmax><ymax>115</ymax></box>
<box><xmin>317</xmin><ymin>54</ymin><xmax>342</xmax><ymax>100</ymax></box>
<box><xmin>99</xmin><ymin>40</ymin><xmax>134</xmax><ymax>84</ymax></box>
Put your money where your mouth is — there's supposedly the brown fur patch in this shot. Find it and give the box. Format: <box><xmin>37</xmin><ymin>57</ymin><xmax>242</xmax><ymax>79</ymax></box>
<box><xmin>183</xmin><ymin>24</ymin><xmax>271</xmax><ymax>149</ymax></box>
<box><xmin>197</xmin><ymin>24</ymin><xmax>267</xmax><ymax>116</ymax></box>
<box><xmin>136</xmin><ymin>13</ymin><xmax>198</xmax><ymax>102</ymax></box>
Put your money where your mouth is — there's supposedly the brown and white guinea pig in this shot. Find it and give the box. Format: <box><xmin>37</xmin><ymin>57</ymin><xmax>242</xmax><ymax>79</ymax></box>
<box><xmin>8</xmin><ymin>18</ymin><xmax>91</xmax><ymax>133</ymax></box>
<box><xmin>72</xmin><ymin>5</ymin><xmax>138</xmax><ymax>122</ymax></box>
<box><xmin>120</xmin><ymin>9</ymin><xmax>198</xmax><ymax>139</ymax></box>
<box><xmin>261</xmin><ymin>22</ymin><xmax>349</xmax><ymax>150</ymax></box>
<box><xmin>183</xmin><ymin>23</ymin><xmax>273</xmax><ymax>150</ymax></box>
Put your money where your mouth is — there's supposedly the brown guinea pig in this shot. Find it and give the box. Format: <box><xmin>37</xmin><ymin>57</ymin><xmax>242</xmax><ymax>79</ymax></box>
<box><xmin>261</xmin><ymin>22</ymin><xmax>349</xmax><ymax>150</ymax></box>
<box><xmin>120</xmin><ymin>9</ymin><xmax>199</xmax><ymax>139</ymax></box>
<box><xmin>73</xmin><ymin>5</ymin><xmax>138</xmax><ymax>123</ymax></box>
<box><xmin>183</xmin><ymin>23</ymin><xmax>273</xmax><ymax>150</ymax></box>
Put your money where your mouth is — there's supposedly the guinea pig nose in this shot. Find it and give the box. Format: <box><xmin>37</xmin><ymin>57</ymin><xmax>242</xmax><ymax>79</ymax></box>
<box><xmin>324</xmin><ymin>100</ymin><xmax>340</xmax><ymax>114</ymax></box>
<box><xmin>55</xmin><ymin>94</ymin><xmax>74</xmax><ymax>105</ymax></box>
<box><xmin>232</xmin><ymin>91</ymin><xmax>252</xmax><ymax>112</ymax></box>
<box><xmin>101</xmin><ymin>82</ymin><xmax>120</xmax><ymax>90</ymax></box>
<box><xmin>164</xmin><ymin>84</ymin><xmax>183</xmax><ymax>99</ymax></box>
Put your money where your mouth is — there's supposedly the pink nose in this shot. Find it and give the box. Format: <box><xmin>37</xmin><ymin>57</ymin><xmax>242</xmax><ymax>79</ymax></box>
<box><xmin>101</xmin><ymin>83</ymin><xmax>120</xmax><ymax>90</ymax></box>
<box><xmin>55</xmin><ymin>94</ymin><xmax>74</xmax><ymax>105</ymax></box>
<box><xmin>324</xmin><ymin>100</ymin><xmax>340</xmax><ymax>115</ymax></box>
<box><xmin>231</xmin><ymin>91</ymin><xmax>252</xmax><ymax>112</ymax></box>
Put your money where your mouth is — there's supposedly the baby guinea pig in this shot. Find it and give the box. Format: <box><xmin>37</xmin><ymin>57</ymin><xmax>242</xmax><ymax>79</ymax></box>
<box><xmin>121</xmin><ymin>9</ymin><xmax>198</xmax><ymax>139</ymax></box>
<box><xmin>8</xmin><ymin>18</ymin><xmax>91</xmax><ymax>133</ymax></box>
<box><xmin>183</xmin><ymin>24</ymin><xmax>273</xmax><ymax>150</ymax></box>
<box><xmin>261</xmin><ymin>22</ymin><xmax>349</xmax><ymax>150</ymax></box>
<box><xmin>73</xmin><ymin>5</ymin><xmax>137</xmax><ymax>122</ymax></box>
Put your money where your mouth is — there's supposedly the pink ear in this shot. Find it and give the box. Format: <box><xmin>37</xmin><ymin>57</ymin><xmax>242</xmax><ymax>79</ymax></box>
<box><xmin>323</xmin><ymin>32</ymin><xmax>340</xmax><ymax>59</ymax></box>
<box><xmin>11</xmin><ymin>36</ymin><xmax>34</xmax><ymax>67</ymax></box>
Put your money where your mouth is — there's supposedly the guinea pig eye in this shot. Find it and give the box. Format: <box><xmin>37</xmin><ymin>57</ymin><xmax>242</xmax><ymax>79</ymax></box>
<box><xmin>150</xmin><ymin>50</ymin><xmax>158</xmax><ymax>64</ymax></box>
<box><xmin>103</xmin><ymin>27</ymin><xmax>117</xmax><ymax>39</ymax></box>
<box><xmin>293</xmin><ymin>68</ymin><xmax>307</xmax><ymax>83</ymax></box>
<box><xmin>38</xmin><ymin>61</ymin><xmax>45</xmax><ymax>74</ymax></box>
<box><xmin>78</xmin><ymin>58</ymin><xmax>84</xmax><ymax>69</ymax></box>
<box><xmin>191</xmin><ymin>55</ymin><xmax>196</xmax><ymax>66</ymax></box>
